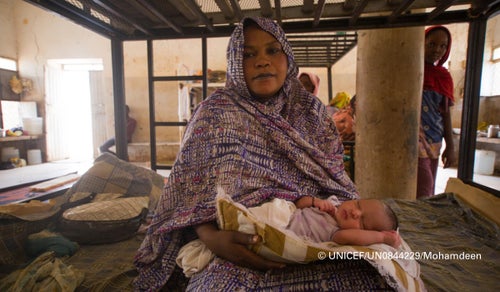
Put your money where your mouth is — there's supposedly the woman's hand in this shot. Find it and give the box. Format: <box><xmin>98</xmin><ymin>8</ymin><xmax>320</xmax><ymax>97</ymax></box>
<box><xmin>194</xmin><ymin>222</ymin><xmax>285</xmax><ymax>270</ymax></box>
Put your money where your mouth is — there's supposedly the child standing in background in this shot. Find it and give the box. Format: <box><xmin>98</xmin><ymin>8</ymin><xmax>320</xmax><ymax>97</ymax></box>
<box><xmin>417</xmin><ymin>26</ymin><xmax>456</xmax><ymax>198</ymax></box>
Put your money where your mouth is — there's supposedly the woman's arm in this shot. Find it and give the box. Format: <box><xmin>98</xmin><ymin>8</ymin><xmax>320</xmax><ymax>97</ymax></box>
<box><xmin>441</xmin><ymin>107</ymin><xmax>456</xmax><ymax>168</ymax></box>
<box><xmin>194</xmin><ymin>222</ymin><xmax>285</xmax><ymax>270</ymax></box>
<box><xmin>332</xmin><ymin>229</ymin><xmax>401</xmax><ymax>248</ymax></box>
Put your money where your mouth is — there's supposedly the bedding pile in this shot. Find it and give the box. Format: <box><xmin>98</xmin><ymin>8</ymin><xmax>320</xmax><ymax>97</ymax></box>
<box><xmin>0</xmin><ymin>153</ymin><xmax>165</xmax><ymax>290</ymax></box>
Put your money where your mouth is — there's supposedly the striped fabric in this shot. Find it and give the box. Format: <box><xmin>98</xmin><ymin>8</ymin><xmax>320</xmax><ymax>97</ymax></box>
<box><xmin>217</xmin><ymin>194</ymin><xmax>426</xmax><ymax>292</ymax></box>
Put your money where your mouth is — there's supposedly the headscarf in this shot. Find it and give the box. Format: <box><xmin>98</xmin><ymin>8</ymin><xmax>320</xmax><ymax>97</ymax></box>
<box><xmin>134</xmin><ymin>17</ymin><xmax>357</xmax><ymax>291</ymax></box>
<box><xmin>330</xmin><ymin>91</ymin><xmax>351</xmax><ymax>109</ymax></box>
<box><xmin>423</xmin><ymin>26</ymin><xmax>454</xmax><ymax>102</ymax></box>
<box><xmin>298</xmin><ymin>72</ymin><xmax>321</xmax><ymax>96</ymax></box>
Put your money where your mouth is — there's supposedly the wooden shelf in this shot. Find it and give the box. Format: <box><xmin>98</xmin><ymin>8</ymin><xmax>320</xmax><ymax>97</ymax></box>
<box><xmin>0</xmin><ymin>135</ymin><xmax>46</xmax><ymax>163</ymax></box>
<box><xmin>0</xmin><ymin>135</ymin><xmax>42</xmax><ymax>142</ymax></box>
<box><xmin>477</xmin><ymin>137</ymin><xmax>500</xmax><ymax>146</ymax></box>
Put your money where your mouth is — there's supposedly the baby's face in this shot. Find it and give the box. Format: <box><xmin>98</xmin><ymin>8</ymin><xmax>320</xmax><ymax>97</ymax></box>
<box><xmin>334</xmin><ymin>199</ymin><xmax>391</xmax><ymax>231</ymax></box>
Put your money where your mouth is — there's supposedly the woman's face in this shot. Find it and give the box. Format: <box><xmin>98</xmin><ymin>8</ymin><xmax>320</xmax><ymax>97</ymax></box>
<box><xmin>243</xmin><ymin>25</ymin><xmax>288</xmax><ymax>101</ymax></box>
<box><xmin>425</xmin><ymin>29</ymin><xmax>449</xmax><ymax>65</ymax></box>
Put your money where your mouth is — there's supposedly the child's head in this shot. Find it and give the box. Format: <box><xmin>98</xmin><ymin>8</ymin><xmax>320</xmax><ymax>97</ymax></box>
<box><xmin>299</xmin><ymin>73</ymin><xmax>314</xmax><ymax>94</ymax></box>
<box><xmin>424</xmin><ymin>25</ymin><xmax>451</xmax><ymax>66</ymax></box>
<box><xmin>298</xmin><ymin>72</ymin><xmax>320</xmax><ymax>95</ymax></box>
<box><xmin>334</xmin><ymin>199</ymin><xmax>398</xmax><ymax>231</ymax></box>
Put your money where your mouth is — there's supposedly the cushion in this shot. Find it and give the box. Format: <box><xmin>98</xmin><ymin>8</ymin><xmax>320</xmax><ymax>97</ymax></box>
<box><xmin>216</xmin><ymin>192</ymin><xmax>425</xmax><ymax>292</ymax></box>
<box><xmin>57</xmin><ymin>154</ymin><xmax>165</xmax><ymax>245</ymax></box>
<box><xmin>62</xmin><ymin>153</ymin><xmax>165</xmax><ymax>211</ymax></box>
<box><xmin>57</xmin><ymin>196</ymin><xmax>149</xmax><ymax>244</ymax></box>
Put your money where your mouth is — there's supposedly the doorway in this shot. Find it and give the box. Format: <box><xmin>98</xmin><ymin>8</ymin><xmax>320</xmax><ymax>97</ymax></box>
<box><xmin>45</xmin><ymin>59</ymin><xmax>103</xmax><ymax>162</ymax></box>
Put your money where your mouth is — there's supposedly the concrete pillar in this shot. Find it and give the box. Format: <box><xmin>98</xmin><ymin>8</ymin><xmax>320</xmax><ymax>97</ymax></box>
<box><xmin>355</xmin><ymin>27</ymin><xmax>423</xmax><ymax>200</ymax></box>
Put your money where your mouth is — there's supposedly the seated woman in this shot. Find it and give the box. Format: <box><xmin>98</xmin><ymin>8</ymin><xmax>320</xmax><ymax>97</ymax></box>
<box><xmin>134</xmin><ymin>17</ymin><xmax>361</xmax><ymax>291</ymax></box>
<box><xmin>327</xmin><ymin>91</ymin><xmax>351</xmax><ymax>115</ymax></box>
<box><xmin>333</xmin><ymin>95</ymin><xmax>356</xmax><ymax>142</ymax></box>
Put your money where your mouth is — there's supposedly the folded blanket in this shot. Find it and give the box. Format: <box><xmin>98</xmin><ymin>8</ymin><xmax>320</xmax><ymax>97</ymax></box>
<box><xmin>177</xmin><ymin>190</ymin><xmax>426</xmax><ymax>291</ymax></box>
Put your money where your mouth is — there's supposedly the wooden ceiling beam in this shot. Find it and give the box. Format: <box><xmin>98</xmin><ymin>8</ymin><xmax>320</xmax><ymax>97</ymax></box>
<box><xmin>167</xmin><ymin>0</ymin><xmax>215</xmax><ymax>32</ymax></box>
<box><xmin>349</xmin><ymin>0</ymin><xmax>370</xmax><ymax>26</ymax></box>
<box><xmin>259</xmin><ymin>0</ymin><xmax>273</xmax><ymax>17</ymax></box>
<box><xmin>228</xmin><ymin>0</ymin><xmax>244</xmax><ymax>21</ymax></box>
<box><xmin>388</xmin><ymin>0</ymin><xmax>417</xmax><ymax>23</ymax></box>
<box><xmin>427</xmin><ymin>0</ymin><xmax>457</xmax><ymax>21</ymax></box>
<box><xmin>274</xmin><ymin>0</ymin><xmax>282</xmax><ymax>25</ymax></box>
<box><xmin>92</xmin><ymin>0</ymin><xmax>151</xmax><ymax>36</ymax></box>
<box><xmin>313</xmin><ymin>0</ymin><xmax>326</xmax><ymax>27</ymax></box>
<box><xmin>302</xmin><ymin>0</ymin><xmax>314</xmax><ymax>14</ymax></box>
<box><xmin>137</xmin><ymin>0</ymin><xmax>183</xmax><ymax>34</ymax></box>
<box><xmin>343</xmin><ymin>0</ymin><xmax>356</xmax><ymax>11</ymax></box>
<box><xmin>214</xmin><ymin>0</ymin><xmax>235</xmax><ymax>20</ymax></box>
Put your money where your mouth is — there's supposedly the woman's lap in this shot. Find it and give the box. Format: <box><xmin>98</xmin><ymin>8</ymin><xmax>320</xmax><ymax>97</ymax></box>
<box><xmin>186</xmin><ymin>257</ymin><xmax>393</xmax><ymax>291</ymax></box>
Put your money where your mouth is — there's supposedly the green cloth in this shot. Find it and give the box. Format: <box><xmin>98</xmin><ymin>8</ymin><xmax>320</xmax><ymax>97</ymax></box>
<box><xmin>26</xmin><ymin>235</ymin><xmax>79</xmax><ymax>258</ymax></box>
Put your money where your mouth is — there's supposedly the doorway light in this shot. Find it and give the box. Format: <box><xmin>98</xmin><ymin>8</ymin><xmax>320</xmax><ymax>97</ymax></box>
<box><xmin>0</xmin><ymin>57</ymin><xmax>17</xmax><ymax>71</ymax></box>
<box><xmin>62</xmin><ymin>63</ymin><xmax>103</xmax><ymax>71</ymax></box>
<box><xmin>492</xmin><ymin>46</ymin><xmax>500</xmax><ymax>62</ymax></box>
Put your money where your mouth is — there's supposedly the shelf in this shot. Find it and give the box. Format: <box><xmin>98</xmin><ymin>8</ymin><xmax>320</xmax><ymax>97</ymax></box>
<box><xmin>477</xmin><ymin>137</ymin><xmax>500</xmax><ymax>145</ymax></box>
<box><xmin>0</xmin><ymin>135</ymin><xmax>42</xmax><ymax>142</ymax></box>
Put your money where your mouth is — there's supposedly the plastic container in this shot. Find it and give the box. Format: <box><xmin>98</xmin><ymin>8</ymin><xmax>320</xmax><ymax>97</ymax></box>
<box><xmin>27</xmin><ymin>149</ymin><xmax>42</xmax><ymax>165</ymax></box>
<box><xmin>22</xmin><ymin>117</ymin><xmax>43</xmax><ymax>135</ymax></box>
<box><xmin>1</xmin><ymin>147</ymin><xmax>19</xmax><ymax>162</ymax></box>
<box><xmin>487</xmin><ymin>125</ymin><xmax>499</xmax><ymax>138</ymax></box>
<box><xmin>474</xmin><ymin>150</ymin><xmax>496</xmax><ymax>175</ymax></box>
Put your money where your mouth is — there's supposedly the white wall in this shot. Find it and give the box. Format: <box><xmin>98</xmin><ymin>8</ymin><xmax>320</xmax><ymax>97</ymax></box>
<box><xmin>331</xmin><ymin>47</ymin><xmax>357</xmax><ymax>99</ymax></box>
<box><xmin>481</xmin><ymin>15</ymin><xmax>500</xmax><ymax>96</ymax></box>
<box><xmin>2</xmin><ymin>0</ymin><xmax>112</xmax><ymax>158</ymax></box>
<box><xmin>0</xmin><ymin>0</ymin><xmax>17</xmax><ymax>59</ymax></box>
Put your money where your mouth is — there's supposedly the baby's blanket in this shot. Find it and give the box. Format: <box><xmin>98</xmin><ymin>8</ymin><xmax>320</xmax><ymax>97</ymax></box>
<box><xmin>215</xmin><ymin>192</ymin><xmax>426</xmax><ymax>292</ymax></box>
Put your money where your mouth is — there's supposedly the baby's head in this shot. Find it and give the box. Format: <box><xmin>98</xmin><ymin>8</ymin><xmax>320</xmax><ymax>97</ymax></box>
<box><xmin>334</xmin><ymin>199</ymin><xmax>398</xmax><ymax>231</ymax></box>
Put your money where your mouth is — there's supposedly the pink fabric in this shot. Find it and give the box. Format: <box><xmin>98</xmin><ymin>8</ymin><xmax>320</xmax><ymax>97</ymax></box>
<box><xmin>288</xmin><ymin>207</ymin><xmax>339</xmax><ymax>242</ymax></box>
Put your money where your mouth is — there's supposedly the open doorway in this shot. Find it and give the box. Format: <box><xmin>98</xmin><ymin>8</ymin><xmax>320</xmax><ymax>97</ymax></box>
<box><xmin>45</xmin><ymin>59</ymin><xmax>103</xmax><ymax>163</ymax></box>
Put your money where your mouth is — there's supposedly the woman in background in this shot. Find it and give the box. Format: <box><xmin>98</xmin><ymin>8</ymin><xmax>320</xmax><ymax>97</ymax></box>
<box><xmin>298</xmin><ymin>72</ymin><xmax>320</xmax><ymax>96</ymax></box>
<box><xmin>417</xmin><ymin>25</ymin><xmax>456</xmax><ymax>198</ymax></box>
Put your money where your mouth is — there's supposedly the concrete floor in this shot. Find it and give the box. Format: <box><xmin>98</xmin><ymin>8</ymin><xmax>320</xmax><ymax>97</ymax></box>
<box><xmin>435</xmin><ymin>166</ymin><xmax>500</xmax><ymax>194</ymax></box>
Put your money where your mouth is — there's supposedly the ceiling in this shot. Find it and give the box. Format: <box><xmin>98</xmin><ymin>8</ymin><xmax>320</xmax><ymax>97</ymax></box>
<box><xmin>24</xmin><ymin>0</ymin><xmax>500</xmax><ymax>67</ymax></box>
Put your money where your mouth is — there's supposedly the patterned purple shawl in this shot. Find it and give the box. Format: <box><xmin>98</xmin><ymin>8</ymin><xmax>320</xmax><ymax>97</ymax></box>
<box><xmin>134</xmin><ymin>17</ymin><xmax>358</xmax><ymax>290</ymax></box>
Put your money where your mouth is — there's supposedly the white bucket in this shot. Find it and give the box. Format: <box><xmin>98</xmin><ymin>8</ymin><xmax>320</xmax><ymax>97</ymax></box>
<box><xmin>27</xmin><ymin>149</ymin><xmax>42</xmax><ymax>165</ymax></box>
<box><xmin>474</xmin><ymin>150</ymin><xmax>496</xmax><ymax>175</ymax></box>
<box><xmin>1</xmin><ymin>147</ymin><xmax>19</xmax><ymax>162</ymax></box>
<box><xmin>22</xmin><ymin>117</ymin><xmax>43</xmax><ymax>135</ymax></box>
